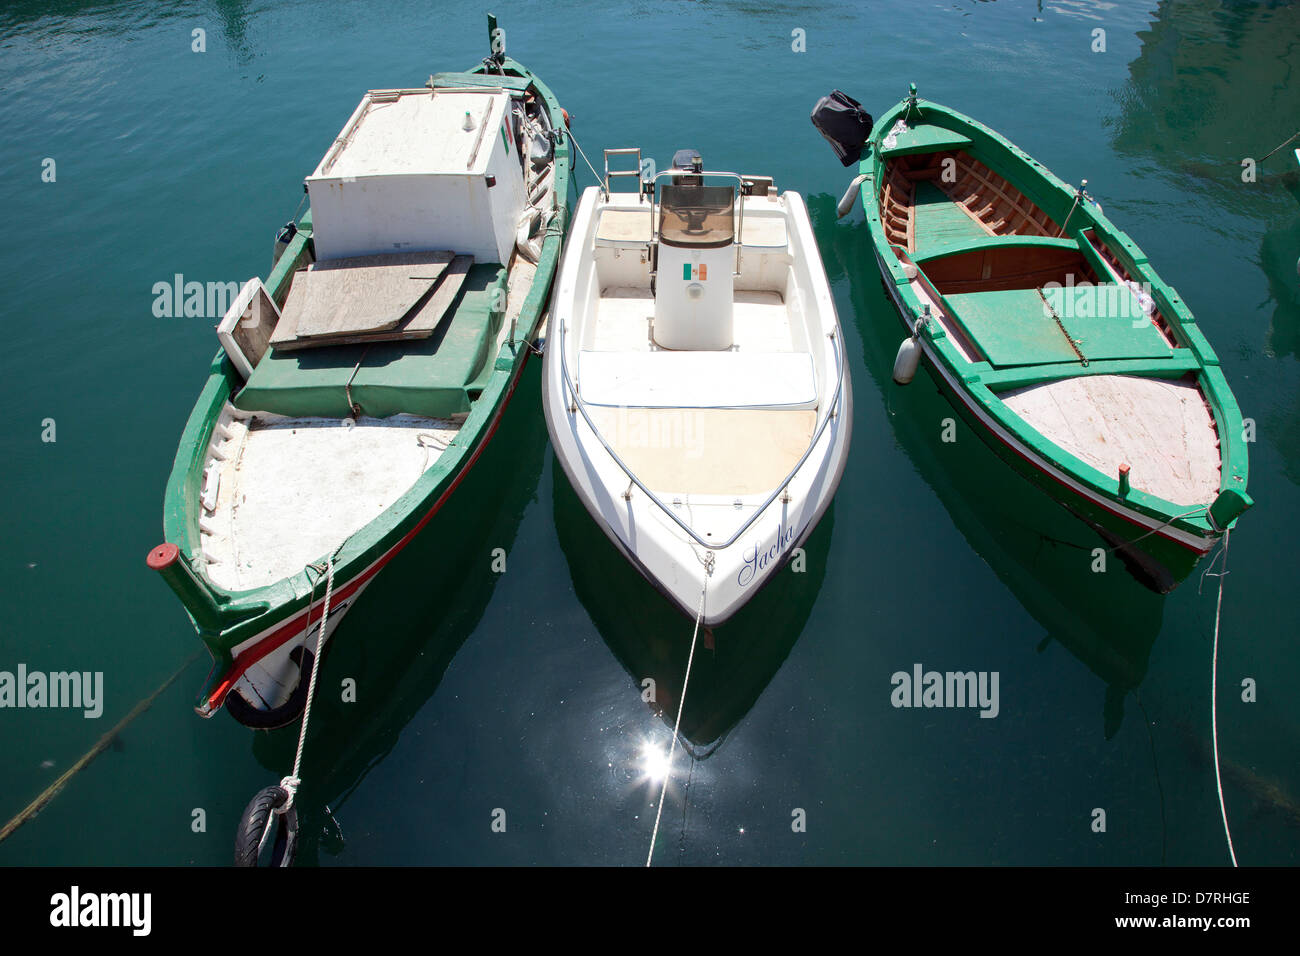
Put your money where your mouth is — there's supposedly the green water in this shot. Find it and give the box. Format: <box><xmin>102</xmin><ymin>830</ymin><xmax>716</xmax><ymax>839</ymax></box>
<box><xmin>2</xmin><ymin>0</ymin><xmax>1297</xmax><ymax>865</ymax></box>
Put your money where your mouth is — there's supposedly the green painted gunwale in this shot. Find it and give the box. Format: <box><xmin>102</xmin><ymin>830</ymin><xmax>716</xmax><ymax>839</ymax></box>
<box><xmin>158</xmin><ymin>54</ymin><xmax>571</xmax><ymax>702</ymax></box>
<box><xmin>858</xmin><ymin>94</ymin><xmax>1251</xmax><ymax>552</ymax></box>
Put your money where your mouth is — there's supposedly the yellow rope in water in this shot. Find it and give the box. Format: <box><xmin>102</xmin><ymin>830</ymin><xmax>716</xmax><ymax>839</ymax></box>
<box><xmin>0</xmin><ymin>649</ymin><xmax>202</xmax><ymax>843</ymax></box>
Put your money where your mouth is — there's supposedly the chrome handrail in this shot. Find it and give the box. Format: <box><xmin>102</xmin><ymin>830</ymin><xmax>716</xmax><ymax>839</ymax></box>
<box><xmin>557</xmin><ymin>314</ymin><xmax>845</xmax><ymax>552</ymax></box>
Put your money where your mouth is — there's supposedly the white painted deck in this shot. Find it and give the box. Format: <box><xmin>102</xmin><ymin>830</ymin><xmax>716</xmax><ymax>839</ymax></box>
<box><xmin>1001</xmin><ymin>374</ymin><xmax>1221</xmax><ymax>506</ymax></box>
<box><xmin>201</xmin><ymin>411</ymin><xmax>459</xmax><ymax>590</ymax></box>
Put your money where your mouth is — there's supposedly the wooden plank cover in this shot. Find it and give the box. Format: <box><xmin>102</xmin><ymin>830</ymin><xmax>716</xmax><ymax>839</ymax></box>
<box><xmin>270</xmin><ymin>254</ymin><xmax>474</xmax><ymax>351</ymax></box>
<box><xmin>286</xmin><ymin>251</ymin><xmax>453</xmax><ymax>339</ymax></box>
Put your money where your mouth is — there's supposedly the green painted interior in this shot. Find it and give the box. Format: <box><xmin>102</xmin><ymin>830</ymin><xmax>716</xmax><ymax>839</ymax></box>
<box><xmin>912</xmin><ymin>180</ymin><xmax>990</xmax><ymax>254</ymax></box>
<box><xmin>879</xmin><ymin>124</ymin><xmax>973</xmax><ymax>157</ymax></box>
<box><xmin>913</xmin><ymin>234</ymin><xmax>1080</xmax><ymax>265</ymax></box>
<box><xmin>1056</xmin><ymin>288</ymin><xmax>1173</xmax><ymax>362</ymax></box>
<box><xmin>153</xmin><ymin>52</ymin><xmax>572</xmax><ymax>664</ymax></box>
<box><xmin>234</xmin><ymin>263</ymin><xmax>507</xmax><ymax>419</ymax></box>
<box><xmin>944</xmin><ymin>289</ymin><xmax>1082</xmax><ymax>366</ymax></box>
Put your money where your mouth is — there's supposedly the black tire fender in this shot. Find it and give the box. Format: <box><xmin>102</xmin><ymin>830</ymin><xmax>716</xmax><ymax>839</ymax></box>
<box><xmin>234</xmin><ymin>784</ymin><xmax>298</xmax><ymax>867</ymax></box>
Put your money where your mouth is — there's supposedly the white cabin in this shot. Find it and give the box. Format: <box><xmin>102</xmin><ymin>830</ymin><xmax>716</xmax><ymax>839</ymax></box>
<box><xmin>306</xmin><ymin>88</ymin><xmax>528</xmax><ymax>264</ymax></box>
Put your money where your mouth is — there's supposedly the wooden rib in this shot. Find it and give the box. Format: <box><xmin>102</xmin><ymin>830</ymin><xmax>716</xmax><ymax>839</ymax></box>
<box><xmin>948</xmin><ymin>156</ymin><xmax>1055</xmax><ymax>237</ymax></box>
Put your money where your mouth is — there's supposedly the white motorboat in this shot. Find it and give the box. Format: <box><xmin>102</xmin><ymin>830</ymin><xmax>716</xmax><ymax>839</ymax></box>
<box><xmin>543</xmin><ymin>149</ymin><xmax>852</xmax><ymax>625</ymax></box>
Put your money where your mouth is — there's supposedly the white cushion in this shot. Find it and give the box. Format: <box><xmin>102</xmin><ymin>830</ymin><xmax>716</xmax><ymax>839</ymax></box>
<box><xmin>578</xmin><ymin>350</ymin><xmax>817</xmax><ymax>409</ymax></box>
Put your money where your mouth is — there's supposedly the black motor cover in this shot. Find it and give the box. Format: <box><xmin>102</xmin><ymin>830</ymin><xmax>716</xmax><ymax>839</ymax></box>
<box><xmin>672</xmin><ymin>148</ymin><xmax>703</xmax><ymax>173</ymax></box>
<box><xmin>811</xmin><ymin>91</ymin><xmax>874</xmax><ymax>167</ymax></box>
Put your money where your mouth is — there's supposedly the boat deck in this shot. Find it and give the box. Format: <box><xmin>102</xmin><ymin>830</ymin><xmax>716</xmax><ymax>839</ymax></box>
<box><xmin>201</xmin><ymin>413</ymin><xmax>459</xmax><ymax>590</ymax></box>
<box><xmin>587</xmin><ymin>407</ymin><xmax>816</xmax><ymax>495</ymax></box>
<box><xmin>1002</xmin><ymin>375</ymin><xmax>1221</xmax><ymax>505</ymax></box>
<box><xmin>235</xmin><ymin>262</ymin><xmax>506</xmax><ymax>420</ymax></box>
<box><xmin>578</xmin><ymin>285</ymin><xmax>815</xmax><ymax>493</ymax></box>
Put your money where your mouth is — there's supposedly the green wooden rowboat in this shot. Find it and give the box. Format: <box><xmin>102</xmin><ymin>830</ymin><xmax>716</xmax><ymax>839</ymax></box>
<box><xmin>148</xmin><ymin>21</ymin><xmax>571</xmax><ymax>727</ymax></box>
<box><xmin>840</xmin><ymin>86</ymin><xmax>1251</xmax><ymax>591</ymax></box>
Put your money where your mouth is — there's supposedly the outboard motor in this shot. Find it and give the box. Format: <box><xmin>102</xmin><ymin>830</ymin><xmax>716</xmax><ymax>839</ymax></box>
<box><xmin>811</xmin><ymin>90</ymin><xmax>874</xmax><ymax>167</ymax></box>
<box><xmin>653</xmin><ymin>150</ymin><xmax>736</xmax><ymax>351</ymax></box>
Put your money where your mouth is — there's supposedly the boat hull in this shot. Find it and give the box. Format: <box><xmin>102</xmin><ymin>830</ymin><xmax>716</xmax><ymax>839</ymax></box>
<box><xmin>154</xmin><ymin>55</ymin><xmax>572</xmax><ymax>725</ymax></box>
<box><xmin>543</xmin><ymin>185</ymin><xmax>851</xmax><ymax>626</ymax></box>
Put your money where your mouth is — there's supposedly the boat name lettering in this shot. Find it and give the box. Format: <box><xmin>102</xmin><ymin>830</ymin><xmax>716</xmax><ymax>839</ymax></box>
<box><xmin>737</xmin><ymin>522</ymin><xmax>796</xmax><ymax>588</ymax></box>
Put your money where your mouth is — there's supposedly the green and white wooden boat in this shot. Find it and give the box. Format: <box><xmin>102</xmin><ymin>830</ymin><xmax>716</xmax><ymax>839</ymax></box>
<box><xmin>148</xmin><ymin>23</ymin><xmax>571</xmax><ymax>727</ymax></box>
<box><xmin>830</xmin><ymin>86</ymin><xmax>1251</xmax><ymax>591</ymax></box>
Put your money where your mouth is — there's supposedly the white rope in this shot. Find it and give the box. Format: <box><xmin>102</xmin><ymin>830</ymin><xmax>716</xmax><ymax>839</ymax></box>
<box><xmin>1207</xmin><ymin>530</ymin><xmax>1237</xmax><ymax>866</ymax></box>
<box><xmin>646</xmin><ymin>562</ymin><xmax>711</xmax><ymax>867</ymax></box>
<box><xmin>563</xmin><ymin>127</ymin><xmax>605</xmax><ymax>190</ymax></box>
<box><xmin>278</xmin><ymin>557</ymin><xmax>334</xmax><ymax>813</ymax></box>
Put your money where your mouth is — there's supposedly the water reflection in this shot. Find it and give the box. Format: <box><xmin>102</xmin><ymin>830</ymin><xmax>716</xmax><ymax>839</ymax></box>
<box><xmin>1115</xmin><ymin>0</ymin><xmax>1300</xmax><ymax>492</ymax></box>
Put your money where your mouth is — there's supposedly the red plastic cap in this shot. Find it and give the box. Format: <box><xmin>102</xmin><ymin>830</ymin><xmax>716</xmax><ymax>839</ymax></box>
<box><xmin>147</xmin><ymin>543</ymin><xmax>180</xmax><ymax>570</ymax></box>
<box><xmin>1118</xmin><ymin>463</ymin><xmax>1131</xmax><ymax>476</ymax></box>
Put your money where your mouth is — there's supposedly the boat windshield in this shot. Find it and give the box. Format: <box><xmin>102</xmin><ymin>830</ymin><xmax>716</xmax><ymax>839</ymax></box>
<box><xmin>659</xmin><ymin>183</ymin><xmax>735</xmax><ymax>248</ymax></box>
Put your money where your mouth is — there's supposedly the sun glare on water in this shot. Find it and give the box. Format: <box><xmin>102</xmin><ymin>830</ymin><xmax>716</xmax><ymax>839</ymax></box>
<box><xmin>640</xmin><ymin>740</ymin><xmax>672</xmax><ymax>784</ymax></box>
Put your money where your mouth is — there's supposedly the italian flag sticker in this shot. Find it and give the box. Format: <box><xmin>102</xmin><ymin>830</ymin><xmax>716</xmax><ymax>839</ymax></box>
<box><xmin>683</xmin><ymin>263</ymin><xmax>708</xmax><ymax>280</ymax></box>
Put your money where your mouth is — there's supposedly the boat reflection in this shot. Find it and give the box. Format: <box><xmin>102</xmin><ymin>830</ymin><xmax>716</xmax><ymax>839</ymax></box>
<box><xmin>247</xmin><ymin>363</ymin><xmax>550</xmax><ymax>863</ymax></box>
<box><xmin>553</xmin><ymin>461</ymin><xmax>832</xmax><ymax>757</ymax></box>
<box><xmin>819</xmin><ymin>194</ymin><xmax>1164</xmax><ymax>736</ymax></box>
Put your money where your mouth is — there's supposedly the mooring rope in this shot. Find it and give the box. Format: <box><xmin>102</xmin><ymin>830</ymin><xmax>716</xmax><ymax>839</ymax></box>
<box><xmin>563</xmin><ymin>127</ymin><xmax>605</xmax><ymax>190</ymax></box>
<box><xmin>278</xmin><ymin>557</ymin><xmax>334</xmax><ymax>814</ymax></box>
<box><xmin>1203</xmin><ymin>530</ymin><xmax>1237</xmax><ymax>866</ymax></box>
<box><xmin>1257</xmin><ymin>130</ymin><xmax>1299</xmax><ymax>164</ymax></box>
<box><xmin>646</xmin><ymin>561</ymin><xmax>712</xmax><ymax>867</ymax></box>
